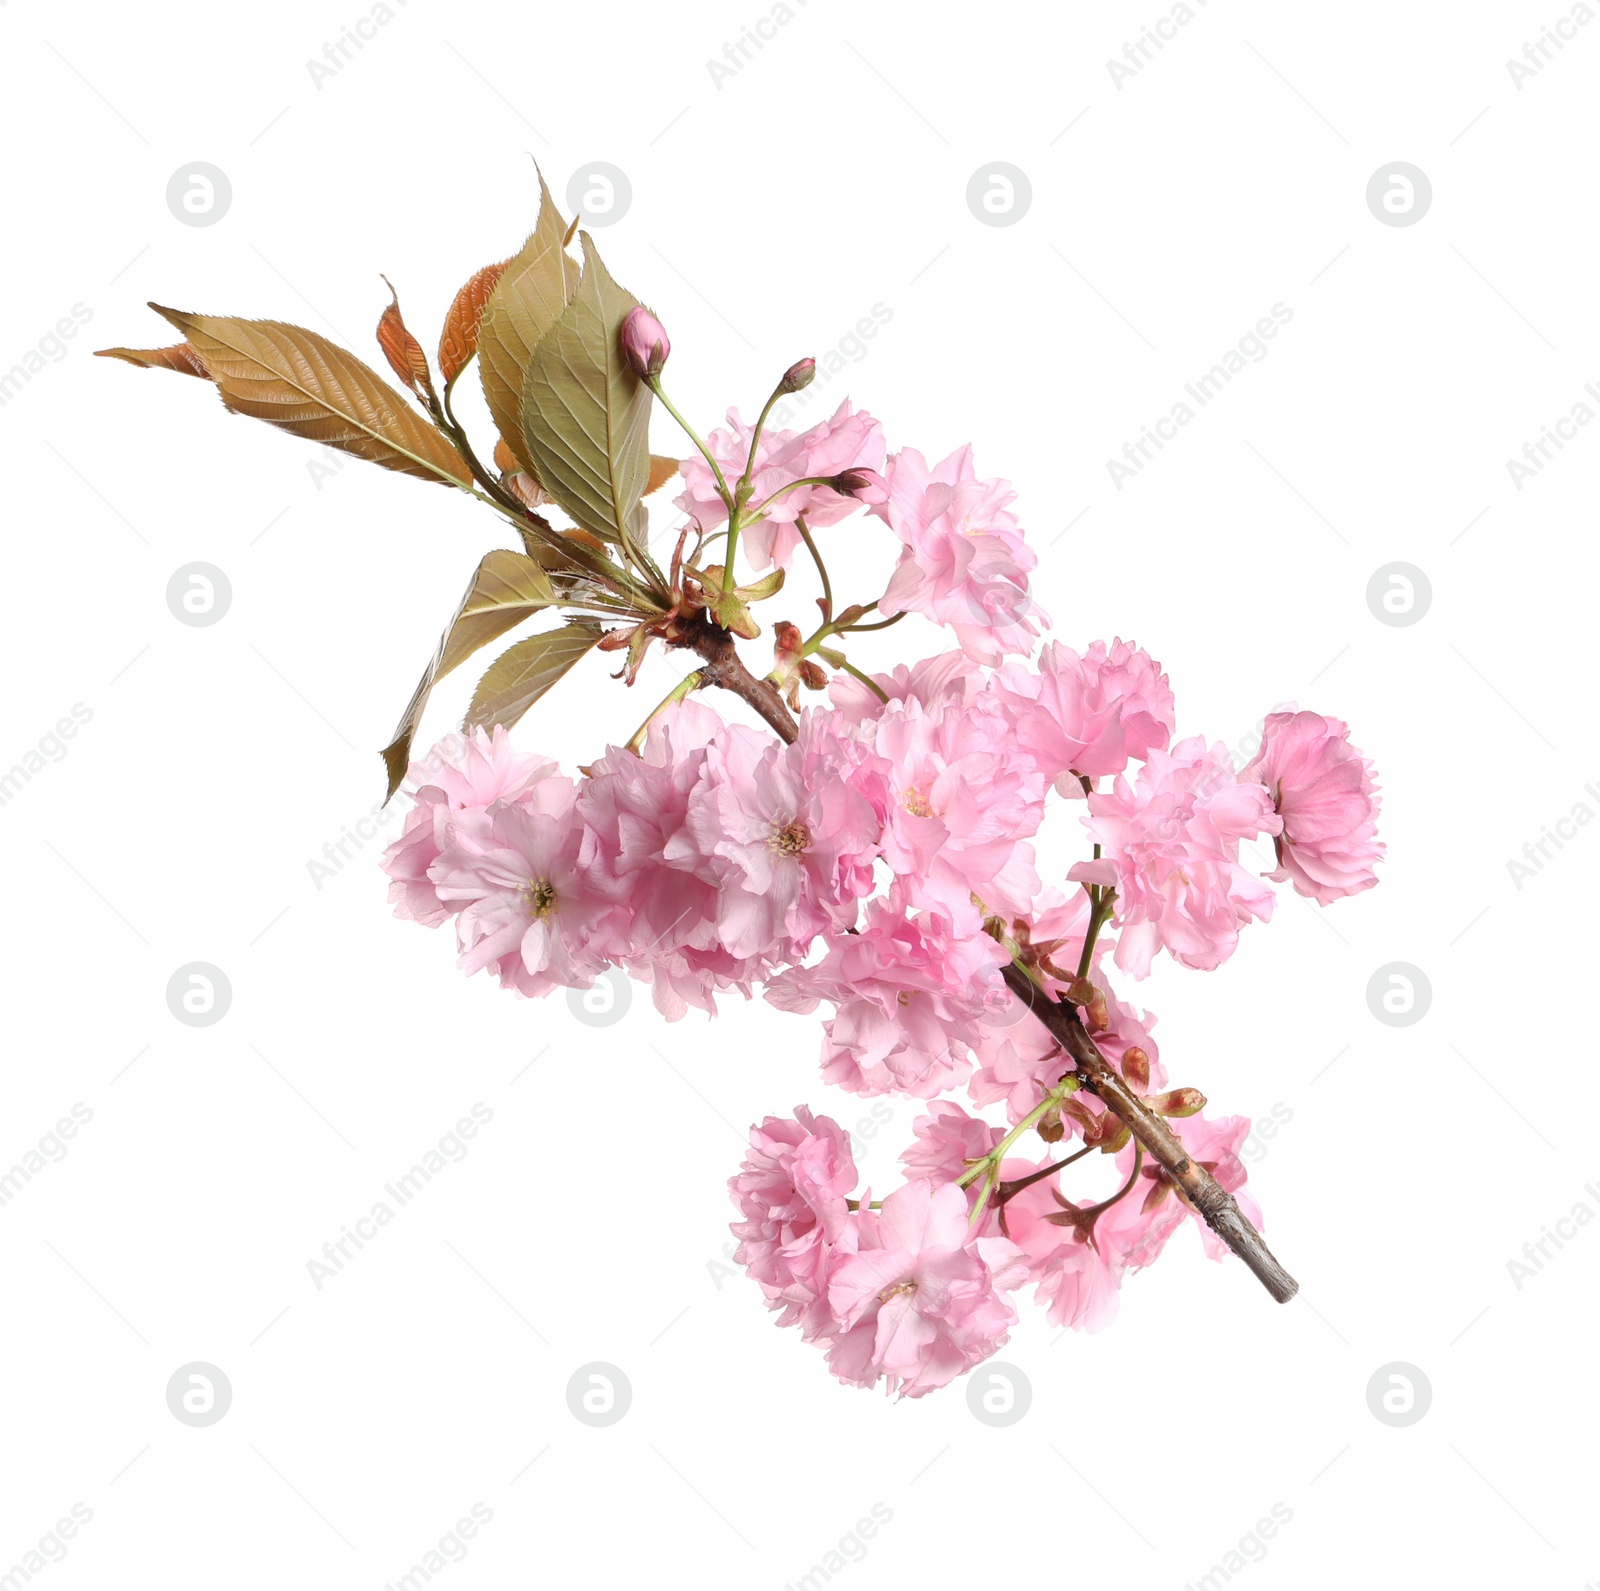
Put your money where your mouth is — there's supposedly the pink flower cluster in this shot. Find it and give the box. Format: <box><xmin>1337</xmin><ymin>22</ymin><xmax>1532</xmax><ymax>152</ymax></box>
<box><xmin>727</xmin><ymin>1091</ymin><xmax>1260</xmax><ymax>1393</ymax></box>
<box><xmin>729</xmin><ymin>1109</ymin><xmax>1026</xmax><ymax>1398</ymax></box>
<box><xmin>677</xmin><ymin>407</ymin><xmax>1043</xmax><ymax>664</ymax></box>
<box><xmin>383</xmin><ymin>410</ymin><xmax>1384</xmax><ymax>1396</ymax></box>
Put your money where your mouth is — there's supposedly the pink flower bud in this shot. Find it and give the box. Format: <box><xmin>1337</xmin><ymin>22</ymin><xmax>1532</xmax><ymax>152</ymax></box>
<box><xmin>831</xmin><ymin>467</ymin><xmax>888</xmax><ymax>503</ymax></box>
<box><xmin>780</xmin><ymin>357</ymin><xmax>816</xmax><ymax>394</ymax></box>
<box><xmin>621</xmin><ymin>306</ymin><xmax>670</xmax><ymax>380</ymax></box>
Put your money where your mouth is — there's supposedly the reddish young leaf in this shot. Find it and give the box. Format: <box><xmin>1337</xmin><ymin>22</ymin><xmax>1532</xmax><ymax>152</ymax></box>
<box><xmin>376</xmin><ymin>277</ymin><xmax>436</xmax><ymax>406</ymax></box>
<box><xmin>645</xmin><ymin>454</ymin><xmax>679</xmax><ymax>495</ymax></box>
<box><xmin>94</xmin><ymin>342</ymin><xmax>209</xmax><ymax>378</ymax></box>
<box><xmin>438</xmin><ymin>258</ymin><xmax>510</xmax><ymax>386</ymax></box>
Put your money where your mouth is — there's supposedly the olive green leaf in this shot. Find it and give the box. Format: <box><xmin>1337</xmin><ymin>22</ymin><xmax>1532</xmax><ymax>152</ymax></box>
<box><xmin>476</xmin><ymin>170</ymin><xmax>578</xmax><ymax>472</ymax></box>
<box><xmin>380</xmin><ymin>550</ymin><xmax>560</xmax><ymax>798</ymax></box>
<box><xmin>465</xmin><ymin>621</ymin><xmax>606</xmax><ymax>734</ymax></box>
<box><xmin>518</xmin><ymin>233</ymin><xmax>652</xmax><ymax>552</ymax></box>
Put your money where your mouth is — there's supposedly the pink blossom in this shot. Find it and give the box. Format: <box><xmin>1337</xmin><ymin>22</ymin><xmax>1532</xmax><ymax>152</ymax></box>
<box><xmin>382</xmin><ymin>727</ymin><xmax>559</xmax><ymax>927</ymax></box>
<box><xmin>429</xmin><ymin>793</ymin><xmax>620</xmax><ymax>998</ymax></box>
<box><xmin>998</xmin><ymin>1163</ymin><xmax>1127</xmax><ymax>1333</ymax></box>
<box><xmin>730</xmin><ymin>1109</ymin><xmax>859</xmax><ymax>1340</ymax></box>
<box><xmin>1240</xmin><ymin>711</ymin><xmax>1384</xmax><ymax>904</ymax></box>
<box><xmin>900</xmin><ymin>1101</ymin><xmax>1005</xmax><ymax>1184</ymax></box>
<box><xmin>767</xmin><ymin>902</ymin><xmax>1010</xmax><ymax>1097</ymax></box>
<box><xmin>871</xmin><ymin>445</ymin><xmax>1044</xmax><ymax>664</ymax></box>
<box><xmin>667</xmin><ymin>723</ymin><xmax>880</xmax><ymax>962</ymax></box>
<box><xmin>864</xmin><ymin>691</ymin><xmax>1046</xmax><ymax>922</ymax></box>
<box><xmin>578</xmin><ymin>702</ymin><xmax>754</xmax><ymax>1017</ymax></box>
<box><xmin>1084</xmin><ymin>737</ymin><xmax>1282</xmax><ymax>978</ymax></box>
<box><xmin>826</xmin><ymin>1180</ymin><xmax>1026</xmax><ymax>1397</ymax></box>
<box><xmin>674</xmin><ymin>401</ymin><xmax>886</xmax><ymax>571</ymax></box>
<box><xmin>1000</xmin><ymin>638</ymin><xmax>1175</xmax><ymax>786</ymax></box>
<box><xmin>824</xmin><ymin>649</ymin><xmax>983</xmax><ymax>727</ymax></box>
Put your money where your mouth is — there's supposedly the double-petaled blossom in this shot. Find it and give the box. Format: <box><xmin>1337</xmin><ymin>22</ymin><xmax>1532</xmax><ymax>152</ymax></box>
<box><xmin>999</xmin><ymin>638</ymin><xmax>1175</xmax><ymax>788</ymax></box>
<box><xmin>729</xmin><ymin>1109</ymin><xmax>859</xmax><ymax>1340</ymax></box>
<box><xmin>871</xmin><ymin>445</ymin><xmax>1044</xmax><ymax>664</ymax></box>
<box><xmin>1080</xmin><ymin>737</ymin><xmax>1282</xmax><ymax>978</ymax></box>
<box><xmin>766</xmin><ymin>900</ymin><xmax>1011</xmax><ymax>1097</ymax></box>
<box><xmin>900</xmin><ymin>1100</ymin><xmax>1006</xmax><ymax>1185</ymax></box>
<box><xmin>728</xmin><ymin>1118</ymin><xmax>1026</xmax><ymax>1397</ymax></box>
<box><xmin>667</xmin><ymin>720</ymin><xmax>881</xmax><ymax>962</ymax></box>
<box><xmin>578</xmin><ymin>702</ymin><xmax>757</xmax><ymax>1018</ymax></box>
<box><xmin>825</xmin><ymin>1179</ymin><xmax>1027</xmax><ymax>1397</ymax></box>
<box><xmin>1240</xmin><ymin>710</ymin><xmax>1384</xmax><ymax>905</ymax></box>
<box><xmin>857</xmin><ymin>688</ymin><xmax>1047</xmax><ymax>922</ymax></box>
<box><xmin>429</xmin><ymin>785</ymin><xmax>622</xmax><ymax>999</ymax></box>
<box><xmin>384</xmin><ymin>726</ymin><xmax>559</xmax><ymax>927</ymax></box>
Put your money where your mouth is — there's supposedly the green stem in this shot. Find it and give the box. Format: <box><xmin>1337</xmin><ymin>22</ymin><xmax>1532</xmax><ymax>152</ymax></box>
<box><xmin>837</xmin><ymin>658</ymin><xmax>888</xmax><ymax>703</ymax></box>
<box><xmin>794</xmin><ymin>515</ymin><xmax>832</xmax><ymax>622</ymax></box>
<box><xmin>1075</xmin><ymin>888</ymin><xmax>1116</xmax><ymax>982</ymax></box>
<box><xmin>735</xmin><ymin>383</ymin><xmax>787</xmax><ymax>504</ymax></box>
<box><xmin>650</xmin><ymin>378</ymin><xmax>736</xmax><ymax>516</ymax></box>
<box><xmin>960</xmin><ymin>1066</ymin><xmax>1082</xmax><ymax>1228</ymax></box>
<box><xmin>841</xmin><ymin>609</ymin><xmax>905</xmax><ymax>634</ymax></box>
<box><xmin>624</xmin><ymin>669</ymin><xmax>704</xmax><ymax>754</ymax></box>
<box><xmin>747</xmin><ymin>475</ymin><xmax>840</xmax><ymax>518</ymax></box>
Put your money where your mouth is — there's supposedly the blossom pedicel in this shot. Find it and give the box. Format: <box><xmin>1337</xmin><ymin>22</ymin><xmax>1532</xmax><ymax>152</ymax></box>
<box><xmin>100</xmin><ymin>181</ymin><xmax>1384</xmax><ymax>1398</ymax></box>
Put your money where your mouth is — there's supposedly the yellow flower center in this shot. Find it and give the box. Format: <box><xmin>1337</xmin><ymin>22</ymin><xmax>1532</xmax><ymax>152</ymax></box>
<box><xmin>768</xmin><ymin>821</ymin><xmax>811</xmax><ymax>857</ymax></box>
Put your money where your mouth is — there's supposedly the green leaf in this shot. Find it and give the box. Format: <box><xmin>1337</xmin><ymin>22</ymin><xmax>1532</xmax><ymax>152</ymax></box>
<box><xmin>477</xmin><ymin>170</ymin><xmax>578</xmax><ymax>472</ymax></box>
<box><xmin>707</xmin><ymin>589</ymin><xmax>759</xmax><ymax>639</ymax></box>
<box><xmin>737</xmin><ymin>567</ymin><xmax>785</xmax><ymax>602</ymax></box>
<box><xmin>380</xmin><ymin>550</ymin><xmax>560</xmax><ymax>799</ymax></box>
<box><xmin>464</xmin><ymin>621</ymin><xmax>605</xmax><ymax>734</ymax></box>
<box><xmin>519</xmin><ymin>234</ymin><xmax>652</xmax><ymax>552</ymax></box>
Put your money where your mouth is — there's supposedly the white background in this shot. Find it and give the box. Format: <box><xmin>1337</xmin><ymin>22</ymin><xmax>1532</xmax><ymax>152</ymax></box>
<box><xmin>1</xmin><ymin>1</ymin><xmax>1596</xmax><ymax>1586</ymax></box>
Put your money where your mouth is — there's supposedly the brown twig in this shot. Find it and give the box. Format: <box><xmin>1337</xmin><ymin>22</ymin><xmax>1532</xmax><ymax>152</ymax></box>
<box><xmin>682</xmin><ymin>626</ymin><xmax>1298</xmax><ymax>1306</ymax></box>
<box><xmin>1001</xmin><ymin>964</ymin><xmax>1298</xmax><ymax>1304</ymax></box>
<box><xmin>686</xmin><ymin>620</ymin><xmax>800</xmax><ymax>743</ymax></box>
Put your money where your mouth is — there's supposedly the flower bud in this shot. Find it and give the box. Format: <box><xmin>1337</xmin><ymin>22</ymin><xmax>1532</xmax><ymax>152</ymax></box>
<box><xmin>780</xmin><ymin>357</ymin><xmax>816</xmax><ymax>394</ymax></box>
<box><xmin>1120</xmin><ymin>1046</ymin><xmax>1150</xmax><ymax>1093</ymax></box>
<box><xmin>621</xmin><ymin>306</ymin><xmax>670</xmax><ymax>380</ymax></box>
<box><xmin>831</xmin><ymin>467</ymin><xmax>889</xmax><ymax>504</ymax></box>
<box><xmin>1147</xmin><ymin>1087</ymin><xmax>1206</xmax><ymax>1119</ymax></box>
<box><xmin>1086</xmin><ymin>988</ymin><xmax>1109</xmax><ymax>1032</ymax></box>
<box><xmin>798</xmin><ymin>659</ymin><xmax>828</xmax><ymax>691</ymax></box>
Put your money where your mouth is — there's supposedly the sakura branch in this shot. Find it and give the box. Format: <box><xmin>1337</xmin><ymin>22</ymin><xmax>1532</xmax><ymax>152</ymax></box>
<box><xmin>99</xmin><ymin>172</ymin><xmax>1384</xmax><ymax>1399</ymax></box>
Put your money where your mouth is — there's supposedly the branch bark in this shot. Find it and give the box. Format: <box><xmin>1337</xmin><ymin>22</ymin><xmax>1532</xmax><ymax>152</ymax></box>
<box><xmin>682</xmin><ymin>628</ymin><xmax>1298</xmax><ymax>1305</ymax></box>
<box><xmin>687</xmin><ymin>622</ymin><xmax>800</xmax><ymax>743</ymax></box>
<box><xmin>1002</xmin><ymin>964</ymin><xmax>1298</xmax><ymax>1304</ymax></box>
